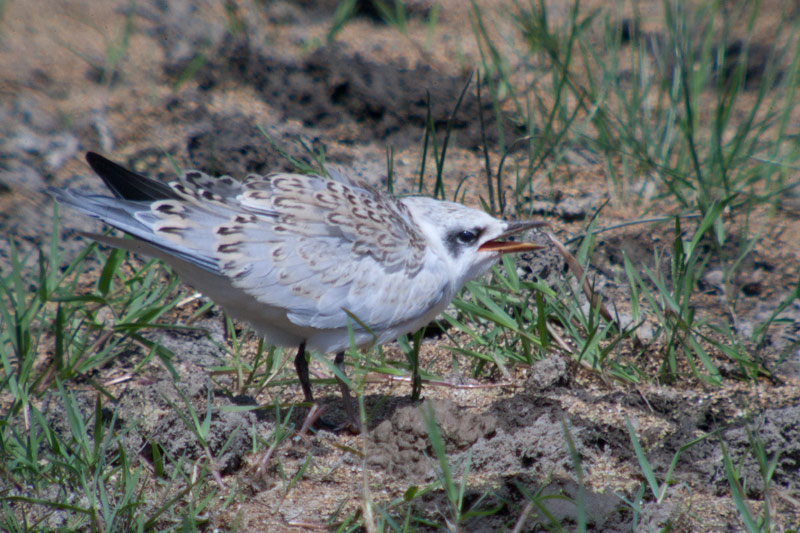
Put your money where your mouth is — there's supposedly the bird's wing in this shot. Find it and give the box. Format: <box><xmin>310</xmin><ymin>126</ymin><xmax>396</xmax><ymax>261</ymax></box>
<box><xmin>217</xmin><ymin>171</ymin><xmax>449</xmax><ymax>331</ymax></box>
<box><xmin>50</xmin><ymin>154</ymin><xmax>259</xmax><ymax>273</ymax></box>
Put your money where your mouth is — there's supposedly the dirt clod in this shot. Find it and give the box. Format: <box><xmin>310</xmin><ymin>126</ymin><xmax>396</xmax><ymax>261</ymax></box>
<box><xmin>367</xmin><ymin>398</ymin><xmax>496</xmax><ymax>479</ymax></box>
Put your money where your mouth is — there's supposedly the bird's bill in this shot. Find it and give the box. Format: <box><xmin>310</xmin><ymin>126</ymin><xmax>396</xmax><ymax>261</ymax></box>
<box><xmin>478</xmin><ymin>220</ymin><xmax>547</xmax><ymax>254</ymax></box>
<box><xmin>479</xmin><ymin>241</ymin><xmax>544</xmax><ymax>253</ymax></box>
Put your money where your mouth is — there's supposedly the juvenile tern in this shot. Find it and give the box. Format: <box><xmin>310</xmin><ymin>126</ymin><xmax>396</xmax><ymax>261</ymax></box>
<box><xmin>50</xmin><ymin>153</ymin><xmax>545</xmax><ymax>430</ymax></box>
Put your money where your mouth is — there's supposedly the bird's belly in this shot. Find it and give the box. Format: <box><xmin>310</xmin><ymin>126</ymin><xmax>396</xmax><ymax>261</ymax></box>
<box><xmin>172</xmin><ymin>260</ymin><xmax>455</xmax><ymax>355</ymax></box>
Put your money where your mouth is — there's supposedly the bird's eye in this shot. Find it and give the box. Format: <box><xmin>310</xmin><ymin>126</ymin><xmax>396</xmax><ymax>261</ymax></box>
<box><xmin>456</xmin><ymin>230</ymin><xmax>478</xmax><ymax>244</ymax></box>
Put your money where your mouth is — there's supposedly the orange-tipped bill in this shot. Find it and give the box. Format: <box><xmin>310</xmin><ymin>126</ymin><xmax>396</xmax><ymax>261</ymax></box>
<box><xmin>478</xmin><ymin>220</ymin><xmax>547</xmax><ymax>254</ymax></box>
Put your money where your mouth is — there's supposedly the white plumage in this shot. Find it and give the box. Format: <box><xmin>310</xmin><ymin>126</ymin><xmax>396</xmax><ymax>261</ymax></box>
<box><xmin>50</xmin><ymin>153</ymin><xmax>544</xmax><ymax>429</ymax></box>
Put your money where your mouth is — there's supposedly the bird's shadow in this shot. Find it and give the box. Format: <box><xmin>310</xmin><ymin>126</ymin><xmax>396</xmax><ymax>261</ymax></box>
<box><xmin>266</xmin><ymin>391</ymin><xmax>423</xmax><ymax>434</ymax></box>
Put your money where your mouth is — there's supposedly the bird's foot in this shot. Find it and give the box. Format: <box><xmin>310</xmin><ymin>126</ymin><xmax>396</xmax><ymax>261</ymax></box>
<box><xmin>298</xmin><ymin>403</ymin><xmax>333</xmax><ymax>434</ymax></box>
<box><xmin>335</xmin><ymin>419</ymin><xmax>361</xmax><ymax>435</ymax></box>
<box><xmin>297</xmin><ymin>403</ymin><xmax>361</xmax><ymax>435</ymax></box>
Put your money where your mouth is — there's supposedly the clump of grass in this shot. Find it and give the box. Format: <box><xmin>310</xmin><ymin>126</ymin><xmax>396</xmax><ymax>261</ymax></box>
<box><xmin>465</xmin><ymin>0</ymin><xmax>800</xmax><ymax>386</ymax></box>
<box><xmin>0</xmin><ymin>205</ymin><xmax>208</xmax><ymax>529</ymax></box>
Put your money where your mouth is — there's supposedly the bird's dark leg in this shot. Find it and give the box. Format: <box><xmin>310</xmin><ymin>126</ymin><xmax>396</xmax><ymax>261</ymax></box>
<box><xmin>294</xmin><ymin>342</ymin><xmax>334</xmax><ymax>430</ymax></box>
<box><xmin>294</xmin><ymin>344</ymin><xmax>358</xmax><ymax>433</ymax></box>
<box><xmin>334</xmin><ymin>351</ymin><xmax>360</xmax><ymax>432</ymax></box>
<box><xmin>294</xmin><ymin>342</ymin><xmax>314</xmax><ymax>403</ymax></box>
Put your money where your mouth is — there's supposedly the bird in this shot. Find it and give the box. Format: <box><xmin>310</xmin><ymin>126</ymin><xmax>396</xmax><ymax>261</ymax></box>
<box><xmin>50</xmin><ymin>152</ymin><xmax>545</xmax><ymax>430</ymax></box>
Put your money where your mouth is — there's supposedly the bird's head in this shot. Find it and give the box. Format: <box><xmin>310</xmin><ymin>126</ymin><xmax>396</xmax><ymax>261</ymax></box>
<box><xmin>402</xmin><ymin>197</ymin><xmax>546</xmax><ymax>286</ymax></box>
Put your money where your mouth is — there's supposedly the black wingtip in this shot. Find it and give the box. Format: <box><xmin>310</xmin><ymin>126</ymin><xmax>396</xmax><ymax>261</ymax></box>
<box><xmin>85</xmin><ymin>152</ymin><xmax>181</xmax><ymax>202</ymax></box>
<box><xmin>85</xmin><ymin>151</ymin><xmax>106</xmax><ymax>171</ymax></box>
